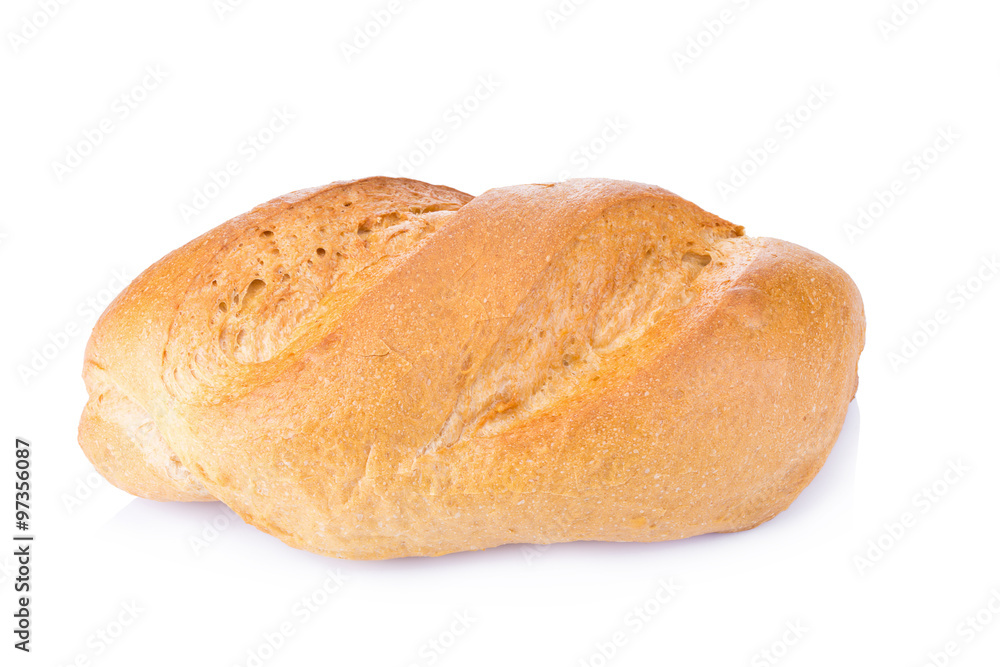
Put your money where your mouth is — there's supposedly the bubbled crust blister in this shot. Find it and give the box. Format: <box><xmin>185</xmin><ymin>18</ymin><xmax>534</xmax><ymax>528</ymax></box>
<box><xmin>78</xmin><ymin>177</ymin><xmax>864</xmax><ymax>559</ymax></box>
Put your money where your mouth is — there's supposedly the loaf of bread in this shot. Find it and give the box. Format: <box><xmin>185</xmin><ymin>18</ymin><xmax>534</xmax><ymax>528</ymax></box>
<box><xmin>78</xmin><ymin>177</ymin><xmax>864</xmax><ymax>559</ymax></box>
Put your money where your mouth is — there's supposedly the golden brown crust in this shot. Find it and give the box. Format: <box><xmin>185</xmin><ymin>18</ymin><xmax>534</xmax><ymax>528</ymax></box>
<box><xmin>79</xmin><ymin>177</ymin><xmax>473</xmax><ymax>504</ymax></box>
<box><xmin>78</xmin><ymin>177</ymin><xmax>864</xmax><ymax>559</ymax></box>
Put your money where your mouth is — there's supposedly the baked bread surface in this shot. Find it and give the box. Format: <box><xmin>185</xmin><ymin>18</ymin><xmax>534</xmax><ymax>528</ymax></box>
<box><xmin>79</xmin><ymin>177</ymin><xmax>865</xmax><ymax>559</ymax></box>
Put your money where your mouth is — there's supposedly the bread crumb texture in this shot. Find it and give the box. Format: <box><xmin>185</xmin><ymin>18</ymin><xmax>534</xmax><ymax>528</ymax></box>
<box><xmin>78</xmin><ymin>177</ymin><xmax>865</xmax><ymax>559</ymax></box>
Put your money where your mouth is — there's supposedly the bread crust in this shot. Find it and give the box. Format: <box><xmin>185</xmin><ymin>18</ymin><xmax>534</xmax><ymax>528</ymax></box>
<box><xmin>78</xmin><ymin>177</ymin><xmax>864</xmax><ymax>559</ymax></box>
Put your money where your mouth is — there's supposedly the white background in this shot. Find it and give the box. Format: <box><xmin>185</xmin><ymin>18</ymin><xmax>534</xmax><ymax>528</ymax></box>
<box><xmin>2</xmin><ymin>0</ymin><xmax>999</xmax><ymax>665</ymax></box>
